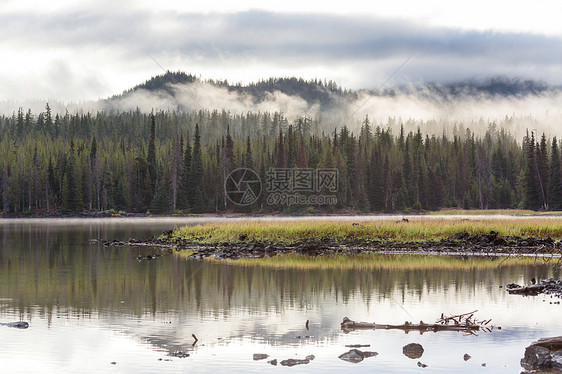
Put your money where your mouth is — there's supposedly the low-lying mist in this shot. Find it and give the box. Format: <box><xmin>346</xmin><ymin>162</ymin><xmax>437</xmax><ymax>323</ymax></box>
<box><xmin>2</xmin><ymin>80</ymin><xmax>561</xmax><ymax>140</ymax></box>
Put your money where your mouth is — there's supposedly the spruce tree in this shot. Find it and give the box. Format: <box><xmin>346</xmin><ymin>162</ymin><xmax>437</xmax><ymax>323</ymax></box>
<box><xmin>548</xmin><ymin>137</ymin><xmax>562</xmax><ymax>210</ymax></box>
<box><xmin>524</xmin><ymin>132</ymin><xmax>541</xmax><ymax>210</ymax></box>
<box><xmin>61</xmin><ymin>143</ymin><xmax>82</xmax><ymax>213</ymax></box>
<box><xmin>190</xmin><ymin>124</ymin><xmax>205</xmax><ymax>212</ymax></box>
<box><xmin>150</xmin><ymin>172</ymin><xmax>173</xmax><ymax>214</ymax></box>
<box><xmin>537</xmin><ymin>133</ymin><xmax>549</xmax><ymax>209</ymax></box>
<box><xmin>147</xmin><ymin>113</ymin><xmax>157</xmax><ymax>194</ymax></box>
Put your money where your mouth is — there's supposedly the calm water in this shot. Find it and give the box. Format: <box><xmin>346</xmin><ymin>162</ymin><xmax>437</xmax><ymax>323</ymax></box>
<box><xmin>0</xmin><ymin>218</ymin><xmax>561</xmax><ymax>373</ymax></box>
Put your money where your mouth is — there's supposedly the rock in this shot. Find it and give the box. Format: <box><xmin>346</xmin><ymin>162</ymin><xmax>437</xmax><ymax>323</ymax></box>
<box><xmin>0</xmin><ymin>321</ymin><xmax>29</xmax><ymax>329</ymax></box>
<box><xmin>238</xmin><ymin>234</ymin><xmax>248</xmax><ymax>241</ymax></box>
<box><xmin>463</xmin><ymin>353</ymin><xmax>472</xmax><ymax>361</ymax></box>
<box><xmin>403</xmin><ymin>343</ymin><xmax>424</xmax><ymax>359</ymax></box>
<box><xmin>280</xmin><ymin>355</ymin><xmax>315</xmax><ymax>367</ymax></box>
<box><xmin>338</xmin><ymin>349</ymin><xmax>378</xmax><ymax>363</ymax></box>
<box><xmin>169</xmin><ymin>351</ymin><xmax>190</xmax><ymax>358</ymax></box>
<box><xmin>253</xmin><ymin>353</ymin><xmax>269</xmax><ymax>361</ymax></box>
<box><xmin>481</xmin><ymin>363</ymin><xmax>486</xmax><ymax>367</ymax></box>
<box><xmin>551</xmin><ymin>351</ymin><xmax>562</xmax><ymax>369</ymax></box>
<box><xmin>521</xmin><ymin>345</ymin><xmax>552</xmax><ymax>370</ymax></box>
<box><xmin>268</xmin><ymin>359</ymin><xmax>278</xmax><ymax>366</ymax></box>
<box><xmin>417</xmin><ymin>361</ymin><xmax>428</xmax><ymax>368</ymax></box>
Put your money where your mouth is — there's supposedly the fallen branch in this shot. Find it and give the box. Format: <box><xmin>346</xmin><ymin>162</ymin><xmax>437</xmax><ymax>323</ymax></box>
<box><xmin>341</xmin><ymin>311</ymin><xmax>494</xmax><ymax>335</ymax></box>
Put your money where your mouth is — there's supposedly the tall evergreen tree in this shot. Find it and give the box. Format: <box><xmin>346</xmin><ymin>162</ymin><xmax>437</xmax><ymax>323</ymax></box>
<box><xmin>61</xmin><ymin>143</ymin><xmax>82</xmax><ymax>213</ymax></box>
<box><xmin>150</xmin><ymin>171</ymin><xmax>173</xmax><ymax>214</ymax></box>
<box><xmin>537</xmin><ymin>133</ymin><xmax>549</xmax><ymax>209</ymax></box>
<box><xmin>524</xmin><ymin>132</ymin><xmax>541</xmax><ymax>210</ymax></box>
<box><xmin>548</xmin><ymin>137</ymin><xmax>562</xmax><ymax>210</ymax></box>
<box><xmin>147</xmin><ymin>113</ymin><xmax>157</xmax><ymax>193</ymax></box>
<box><xmin>190</xmin><ymin>123</ymin><xmax>205</xmax><ymax>212</ymax></box>
<box><xmin>178</xmin><ymin>136</ymin><xmax>192</xmax><ymax>210</ymax></box>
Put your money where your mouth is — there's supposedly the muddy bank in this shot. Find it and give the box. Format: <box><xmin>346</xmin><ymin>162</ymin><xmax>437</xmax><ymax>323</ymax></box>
<box><xmin>103</xmin><ymin>230</ymin><xmax>561</xmax><ymax>260</ymax></box>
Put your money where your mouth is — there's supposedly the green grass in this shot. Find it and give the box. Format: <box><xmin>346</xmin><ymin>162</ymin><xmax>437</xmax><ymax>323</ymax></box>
<box><xmin>169</xmin><ymin>217</ymin><xmax>562</xmax><ymax>244</ymax></box>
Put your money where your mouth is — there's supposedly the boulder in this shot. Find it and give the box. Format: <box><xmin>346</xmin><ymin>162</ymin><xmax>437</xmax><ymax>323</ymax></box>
<box><xmin>338</xmin><ymin>349</ymin><xmax>378</xmax><ymax>363</ymax></box>
<box><xmin>403</xmin><ymin>343</ymin><xmax>424</xmax><ymax>359</ymax></box>
<box><xmin>521</xmin><ymin>337</ymin><xmax>562</xmax><ymax>370</ymax></box>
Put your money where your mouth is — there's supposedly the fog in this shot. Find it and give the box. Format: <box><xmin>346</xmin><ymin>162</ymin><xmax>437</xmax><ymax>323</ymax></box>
<box><xmin>2</xmin><ymin>80</ymin><xmax>561</xmax><ymax>140</ymax></box>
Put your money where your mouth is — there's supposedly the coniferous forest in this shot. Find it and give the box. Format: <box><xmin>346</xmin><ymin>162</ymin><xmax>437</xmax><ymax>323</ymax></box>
<box><xmin>0</xmin><ymin>103</ymin><xmax>560</xmax><ymax>216</ymax></box>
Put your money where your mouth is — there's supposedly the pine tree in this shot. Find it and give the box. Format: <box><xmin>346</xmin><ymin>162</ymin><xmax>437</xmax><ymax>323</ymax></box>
<box><xmin>244</xmin><ymin>136</ymin><xmax>254</xmax><ymax>169</ymax></box>
<box><xmin>524</xmin><ymin>132</ymin><xmax>541</xmax><ymax>210</ymax></box>
<box><xmin>61</xmin><ymin>144</ymin><xmax>82</xmax><ymax>213</ymax></box>
<box><xmin>548</xmin><ymin>137</ymin><xmax>562</xmax><ymax>210</ymax></box>
<box><xmin>150</xmin><ymin>172</ymin><xmax>173</xmax><ymax>214</ymax></box>
<box><xmin>178</xmin><ymin>136</ymin><xmax>192</xmax><ymax>210</ymax></box>
<box><xmin>147</xmin><ymin>113</ymin><xmax>157</xmax><ymax>194</ymax></box>
<box><xmin>190</xmin><ymin>123</ymin><xmax>205</xmax><ymax>212</ymax></box>
<box><xmin>537</xmin><ymin>133</ymin><xmax>549</xmax><ymax>209</ymax></box>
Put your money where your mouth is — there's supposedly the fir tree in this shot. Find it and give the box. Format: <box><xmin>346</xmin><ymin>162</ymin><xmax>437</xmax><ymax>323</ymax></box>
<box><xmin>147</xmin><ymin>113</ymin><xmax>157</xmax><ymax>193</ymax></box>
<box><xmin>524</xmin><ymin>132</ymin><xmax>541</xmax><ymax>210</ymax></box>
<box><xmin>190</xmin><ymin>124</ymin><xmax>205</xmax><ymax>213</ymax></box>
<box><xmin>150</xmin><ymin>172</ymin><xmax>173</xmax><ymax>214</ymax></box>
<box><xmin>178</xmin><ymin>136</ymin><xmax>192</xmax><ymax>211</ymax></box>
<box><xmin>548</xmin><ymin>137</ymin><xmax>562</xmax><ymax>210</ymax></box>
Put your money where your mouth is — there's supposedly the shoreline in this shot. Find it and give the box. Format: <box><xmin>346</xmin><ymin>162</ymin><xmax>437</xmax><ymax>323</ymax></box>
<box><xmin>109</xmin><ymin>229</ymin><xmax>561</xmax><ymax>261</ymax></box>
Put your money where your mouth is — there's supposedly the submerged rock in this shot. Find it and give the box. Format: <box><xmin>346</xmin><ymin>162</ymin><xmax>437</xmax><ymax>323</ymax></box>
<box><xmin>338</xmin><ymin>349</ymin><xmax>378</xmax><ymax>363</ymax></box>
<box><xmin>0</xmin><ymin>321</ymin><xmax>29</xmax><ymax>329</ymax></box>
<box><xmin>403</xmin><ymin>343</ymin><xmax>424</xmax><ymax>359</ymax></box>
<box><xmin>507</xmin><ymin>278</ymin><xmax>562</xmax><ymax>298</ymax></box>
<box><xmin>280</xmin><ymin>355</ymin><xmax>315</xmax><ymax>367</ymax></box>
<box><xmin>168</xmin><ymin>351</ymin><xmax>190</xmax><ymax>358</ymax></box>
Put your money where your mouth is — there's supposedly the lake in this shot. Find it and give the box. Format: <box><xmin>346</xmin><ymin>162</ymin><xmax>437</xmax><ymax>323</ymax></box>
<box><xmin>0</xmin><ymin>217</ymin><xmax>560</xmax><ymax>373</ymax></box>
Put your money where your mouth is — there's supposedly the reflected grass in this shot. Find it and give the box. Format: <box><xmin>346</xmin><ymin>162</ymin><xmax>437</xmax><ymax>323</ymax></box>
<box><xmin>176</xmin><ymin>251</ymin><xmax>542</xmax><ymax>270</ymax></box>
<box><xmin>170</xmin><ymin>218</ymin><xmax>562</xmax><ymax>243</ymax></box>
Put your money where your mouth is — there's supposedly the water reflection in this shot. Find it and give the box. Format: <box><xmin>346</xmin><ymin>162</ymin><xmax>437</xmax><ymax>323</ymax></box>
<box><xmin>0</xmin><ymin>219</ymin><xmax>561</xmax><ymax>373</ymax></box>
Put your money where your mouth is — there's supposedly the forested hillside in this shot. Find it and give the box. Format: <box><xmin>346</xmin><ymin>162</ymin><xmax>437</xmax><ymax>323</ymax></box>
<box><xmin>0</xmin><ymin>102</ymin><xmax>560</xmax><ymax>216</ymax></box>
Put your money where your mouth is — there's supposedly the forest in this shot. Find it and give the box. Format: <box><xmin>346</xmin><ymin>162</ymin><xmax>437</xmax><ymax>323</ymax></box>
<box><xmin>0</xmin><ymin>103</ymin><xmax>560</xmax><ymax>215</ymax></box>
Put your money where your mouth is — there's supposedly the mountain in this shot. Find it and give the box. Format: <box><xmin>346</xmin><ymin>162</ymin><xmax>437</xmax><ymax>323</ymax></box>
<box><xmin>108</xmin><ymin>71</ymin><xmax>353</xmax><ymax>109</ymax></box>
<box><xmin>388</xmin><ymin>76</ymin><xmax>557</xmax><ymax>98</ymax></box>
<box><xmin>105</xmin><ymin>71</ymin><xmax>560</xmax><ymax>111</ymax></box>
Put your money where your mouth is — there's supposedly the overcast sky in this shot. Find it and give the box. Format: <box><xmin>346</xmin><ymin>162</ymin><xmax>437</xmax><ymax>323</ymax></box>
<box><xmin>1</xmin><ymin>0</ymin><xmax>562</xmax><ymax>102</ymax></box>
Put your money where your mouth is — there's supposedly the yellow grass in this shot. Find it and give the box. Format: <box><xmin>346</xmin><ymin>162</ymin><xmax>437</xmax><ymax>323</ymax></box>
<box><xmin>169</xmin><ymin>217</ymin><xmax>562</xmax><ymax>243</ymax></box>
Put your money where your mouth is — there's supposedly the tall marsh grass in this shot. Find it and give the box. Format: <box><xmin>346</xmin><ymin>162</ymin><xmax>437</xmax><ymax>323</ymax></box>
<box><xmin>170</xmin><ymin>217</ymin><xmax>562</xmax><ymax>243</ymax></box>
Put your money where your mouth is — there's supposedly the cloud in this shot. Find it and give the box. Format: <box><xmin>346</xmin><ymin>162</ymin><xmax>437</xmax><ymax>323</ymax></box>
<box><xmin>1</xmin><ymin>8</ymin><xmax>562</xmax><ymax>102</ymax></box>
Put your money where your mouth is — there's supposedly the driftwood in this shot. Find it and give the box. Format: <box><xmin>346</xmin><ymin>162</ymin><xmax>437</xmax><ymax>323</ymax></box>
<box><xmin>341</xmin><ymin>317</ymin><xmax>479</xmax><ymax>334</ymax></box>
<box><xmin>341</xmin><ymin>311</ymin><xmax>493</xmax><ymax>334</ymax></box>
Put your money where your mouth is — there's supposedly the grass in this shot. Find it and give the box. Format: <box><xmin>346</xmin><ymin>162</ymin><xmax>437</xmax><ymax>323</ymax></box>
<box><xmin>169</xmin><ymin>217</ymin><xmax>562</xmax><ymax>244</ymax></box>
